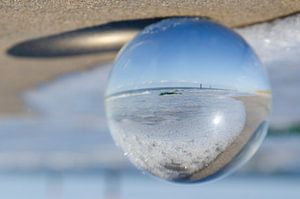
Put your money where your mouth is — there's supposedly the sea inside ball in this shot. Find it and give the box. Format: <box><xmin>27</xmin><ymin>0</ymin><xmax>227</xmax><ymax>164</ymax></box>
<box><xmin>105</xmin><ymin>18</ymin><xmax>271</xmax><ymax>183</ymax></box>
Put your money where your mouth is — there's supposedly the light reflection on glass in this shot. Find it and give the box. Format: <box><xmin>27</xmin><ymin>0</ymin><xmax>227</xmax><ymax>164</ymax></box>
<box><xmin>213</xmin><ymin>113</ymin><xmax>222</xmax><ymax>126</ymax></box>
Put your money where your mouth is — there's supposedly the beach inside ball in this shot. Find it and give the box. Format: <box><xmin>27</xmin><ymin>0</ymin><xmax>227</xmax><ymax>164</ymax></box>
<box><xmin>105</xmin><ymin>18</ymin><xmax>271</xmax><ymax>183</ymax></box>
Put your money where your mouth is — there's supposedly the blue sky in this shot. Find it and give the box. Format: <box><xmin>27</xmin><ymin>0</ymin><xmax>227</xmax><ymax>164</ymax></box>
<box><xmin>107</xmin><ymin>18</ymin><xmax>270</xmax><ymax>95</ymax></box>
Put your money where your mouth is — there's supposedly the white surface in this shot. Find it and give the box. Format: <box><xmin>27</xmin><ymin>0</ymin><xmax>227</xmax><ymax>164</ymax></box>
<box><xmin>236</xmin><ymin>14</ymin><xmax>300</xmax><ymax>127</ymax></box>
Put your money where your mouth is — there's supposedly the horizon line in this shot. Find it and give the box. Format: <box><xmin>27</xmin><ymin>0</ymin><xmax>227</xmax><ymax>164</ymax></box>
<box><xmin>106</xmin><ymin>86</ymin><xmax>237</xmax><ymax>98</ymax></box>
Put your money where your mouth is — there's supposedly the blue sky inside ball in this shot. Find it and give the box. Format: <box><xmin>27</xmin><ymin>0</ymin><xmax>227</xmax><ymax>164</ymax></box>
<box><xmin>107</xmin><ymin>18</ymin><xmax>270</xmax><ymax>96</ymax></box>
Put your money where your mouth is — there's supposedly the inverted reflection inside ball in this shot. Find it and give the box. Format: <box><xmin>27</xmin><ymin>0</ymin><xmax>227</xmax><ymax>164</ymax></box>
<box><xmin>105</xmin><ymin>18</ymin><xmax>271</xmax><ymax>183</ymax></box>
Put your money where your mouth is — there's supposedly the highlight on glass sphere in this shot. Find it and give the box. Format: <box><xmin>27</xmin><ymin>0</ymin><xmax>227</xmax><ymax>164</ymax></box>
<box><xmin>105</xmin><ymin>18</ymin><xmax>272</xmax><ymax>183</ymax></box>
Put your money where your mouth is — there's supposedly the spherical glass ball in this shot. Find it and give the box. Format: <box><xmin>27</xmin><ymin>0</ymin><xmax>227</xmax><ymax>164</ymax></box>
<box><xmin>105</xmin><ymin>18</ymin><xmax>271</xmax><ymax>183</ymax></box>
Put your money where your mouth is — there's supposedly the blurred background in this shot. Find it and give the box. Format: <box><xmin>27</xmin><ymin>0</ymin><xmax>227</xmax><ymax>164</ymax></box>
<box><xmin>1</xmin><ymin>3</ymin><xmax>300</xmax><ymax>199</ymax></box>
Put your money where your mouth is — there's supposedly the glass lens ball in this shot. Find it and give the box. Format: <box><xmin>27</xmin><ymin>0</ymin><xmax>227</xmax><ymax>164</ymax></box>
<box><xmin>105</xmin><ymin>18</ymin><xmax>271</xmax><ymax>183</ymax></box>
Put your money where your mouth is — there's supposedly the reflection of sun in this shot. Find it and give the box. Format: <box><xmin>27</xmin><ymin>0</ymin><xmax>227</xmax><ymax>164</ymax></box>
<box><xmin>213</xmin><ymin>114</ymin><xmax>223</xmax><ymax>126</ymax></box>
